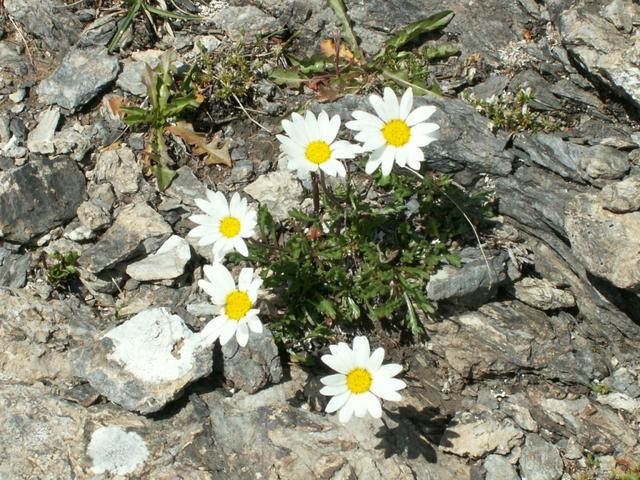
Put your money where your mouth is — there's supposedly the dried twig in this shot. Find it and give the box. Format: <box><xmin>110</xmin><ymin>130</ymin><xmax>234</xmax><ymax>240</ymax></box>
<box><xmin>231</xmin><ymin>92</ymin><xmax>273</xmax><ymax>134</ymax></box>
<box><xmin>7</xmin><ymin>15</ymin><xmax>35</xmax><ymax>68</ymax></box>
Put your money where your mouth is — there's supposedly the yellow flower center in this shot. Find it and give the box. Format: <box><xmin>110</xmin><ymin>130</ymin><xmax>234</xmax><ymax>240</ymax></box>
<box><xmin>382</xmin><ymin>119</ymin><xmax>411</xmax><ymax>147</ymax></box>
<box><xmin>225</xmin><ymin>290</ymin><xmax>252</xmax><ymax>321</ymax></box>
<box><xmin>305</xmin><ymin>141</ymin><xmax>332</xmax><ymax>165</ymax></box>
<box><xmin>346</xmin><ymin>368</ymin><xmax>372</xmax><ymax>394</ymax></box>
<box><xmin>219</xmin><ymin>216</ymin><xmax>241</xmax><ymax>238</ymax></box>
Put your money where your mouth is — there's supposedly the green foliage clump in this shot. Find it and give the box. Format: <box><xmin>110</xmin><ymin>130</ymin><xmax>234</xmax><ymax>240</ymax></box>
<box><xmin>243</xmin><ymin>171</ymin><xmax>490</xmax><ymax>348</ymax></box>
<box><xmin>462</xmin><ymin>88</ymin><xmax>562</xmax><ymax>133</ymax></box>
<box><xmin>46</xmin><ymin>251</ymin><xmax>80</xmax><ymax>289</ymax></box>
<box><xmin>122</xmin><ymin>52</ymin><xmax>201</xmax><ymax>190</ymax></box>
<box><xmin>590</xmin><ymin>382</ymin><xmax>612</xmax><ymax>395</ymax></box>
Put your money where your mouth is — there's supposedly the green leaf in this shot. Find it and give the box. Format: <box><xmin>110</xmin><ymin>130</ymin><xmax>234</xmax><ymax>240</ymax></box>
<box><xmin>381</xmin><ymin>69</ymin><xmax>437</xmax><ymax>96</ymax></box>
<box><xmin>386</xmin><ymin>11</ymin><xmax>454</xmax><ymax>50</ymax></box>
<box><xmin>257</xmin><ymin>204</ymin><xmax>277</xmax><ymax>242</ymax></box>
<box><xmin>162</xmin><ymin>93</ymin><xmax>200</xmax><ymax>118</ymax></box>
<box><xmin>120</xmin><ymin>106</ymin><xmax>153</xmax><ymax>126</ymax></box>
<box><xmin>403</xmin><ymin>292</ymin><xmax>423</xmax><ymax>337</ymax></box>
<box><xmin>107</xmin><ymin>0</ymin><xmax>142</xmax><ymax>52</ymax></box>
<box><xmin>155</xmin><ymin>163</ymin><xmax>176</xmax><ymax>191</ymax></box>
<box><xmin>327</xmin><ymin>0</ymin><xmax>364</xmax><ymax>60</ymax></box>
<box><xmin>288</xmin><ymin>208</ymin><xmax>317</xmax><ymax>223</ymax></box>
<box><xmin>288</xmin><ymin>54</ymin><xmax>335</xmax><ymax>74</ymax></box>
<box><xmin>316</xmin><ymin>298</ymin><xmax>337</xmax><ymax>319</ymax></box>
<box><xmin>269</xmin><ymin>68</ymin><xmax>309</xmax><ymax>87</ymax></box>
<box><xmin>422</xmin><ymin>44</ymin><xmax>460</xmax><ymax>61</ymax></box>
<box><xmin>143</xmin><ymin>3</ymin><xmax>200</xmax><ymax>21</ymax></box>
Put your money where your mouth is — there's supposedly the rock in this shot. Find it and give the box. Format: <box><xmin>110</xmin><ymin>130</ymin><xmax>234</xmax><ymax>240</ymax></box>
<box><xmin>509</xmin><ymin>69</ymin><xmax>562</xmax><ymax>111</ymax></box>
<box><xmin>228</xmin><ymin>158</ymin><xmax>254</xmax><ymax>183</ymax></box>
<box><xmin>0</xmin><ymin>41</ymin><xmax>29</xmax><ymax>76</ymax></box>
<box><xmin>427</xmin><ymin>301</ymin><xmax>609</xmax><ymax>385</ymax></box>
<box><xmin>565</xmin><ymin>192</ymin><xmax>640</xmax><ymax>291</ymax></box>
<box><xmin>0</xmin><ymin>157</ymin><xmax>86</xmax><ymax>243</ymax></box>
<box><xmin>319</xmin><ymin>95</ymin><xmax>514</xmax><ymax>183</ymax></box>
<box><xmin>596</xmin><ymin>392</ymin><xmax>640</xmax><ymax>414</ymax></box>
<box><xmin>9</xmin><ymin>89</ymin><xmax>26</xmax><ymax>103</ymax></box>
<box><xmin>37</xmin><ymin>47</ymin><xmax>119</xmax><ymax>110</ymax></box>
<box><xmin>212</xmin><ymin>6</ymin><xmax>280</xmax><ymax>41</ymax></box>
<box><xmin>426</xmin><ymin>248</ymin><xmax>509</xmax><ymax>306</ymax></box>
<box><xmin>553</xmin><ymin>2</ymin><xmax>640</xmax><ymax>111</ymax></box>
<box><xmin>602</xmin><ymin>0</ymin><xmax>635</xmax><ymax>34</ymax></box>
<box><xmin>0</xmin><ymin>246</ymin><xmax>30</xmax><ymax>288</ymax></box>
<box><xmin>244</xmin><ymin>170</ymin><xmax>304</xmax><ymax>222</ymax></box>
<box><xmin>470</xmin><ymin>74</ymin><xmax>509</xmax><ymax>99</ymax></box>
<box><xmin>5</xmin><ymin>0</ymin><xmax>82</xmax><ymax>52</ymax></box>
<box><xmin>514</xmin><ymin>134</ymin><xmax>629</xmax><ymax>185</ymax></box>
<box><xmin>220</xmin><ymin>327</ymin><xmax>283</xmax><ymax>394</ymax></box>
<box><xmin>116</xmin><ymin>50</ymin><xmax>163</xmax><ymax>96</ymax></box>
<box><xmin>501</xmin><ymin>395</ymin><xmax>539</xmax><ymax>432</ymax></box>
<box><xmin>26</xmin><ymin>107</ymin><xmax>60</xmax><ymax>154</ymax></box>
<box><xmin>77</xmin><ymin>199</ymin><xmax>111</xmax><ymax>231</ymax></box>
<box><xmin>78</xmin><ymin>202</ymin><xmax>172</xmax><ymax>273</ymax></box>
<box><xmin>77</xmin><ymin>14</ymin><xmax>119</xmax><ymax>47</ymax></box>
<box><xmin>92</xmin><ymin>146</ymin><xmax>141</xmax><ymax>196</ymax></box>
<box><xmin>550</xmin><ymin>79</ymin><xmax>604</xmax><ymax>109</ymax></box>
<box><xmin>0</xmin><ymin>288</ymin><xmax>101</xmax><ymax>385</ymax></box>
<box><xmin>484</xmin><ymin>454</ymin><xmax>520</xmax><ymax>480</ymax></box>
<box><xmin>604</xmin><ymin>368</ymin><xmax>640</xmax><ymax>398</ymax></box>
<box><xmin>87</xmin><ymin>426</ymin><xmax>149</xmax><ymax>475</ymax></box>
<box><xmin>75</xmin><ymin>307</ymin><xmax>213</xmax><ymax>414</ymax></box>
<box><xmin>518</xmin><ymin>434</ymin><xmax>563</xmax><ymax>480</ymax></box>
<box><xmin>53</xmin><ymin>123</ymin><xmax>94</xmax><ymax>161</ymax></box>
<box><xmin>440</xmin><ymin>409</ymin><xmax>524</xmax><ymax>459</ymax></box>
<box><xmin>164</xmin><ymin>165</ymin><xmax>208</xmax><ymax>207</ymax></box>
<box><xmin>511</xmin><ymin>277</ymin><xmax>576</xmax><ymax>310</ymax></box>
<box><xmin>600</xmin><ymin>175</ymin><xmax>640</xmax><ymax>213</ymax></box>
<box><xmin>126</xmin><ymin>235</ymin><xmax>191</xmax><ymax>281</ymax></box>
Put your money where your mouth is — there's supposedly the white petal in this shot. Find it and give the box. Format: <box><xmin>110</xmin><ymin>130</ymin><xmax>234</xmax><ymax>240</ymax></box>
<box><xmin>203</xmin><ymin>263</ymin><xmax>236</xmax><ymax>293</ymax></box>
<box><xmin>353</xmin><ymin>394</ymin><xmax>368</xmax><ymax>417</ymax></box>
<box><xmin>351</xmin><ymin>110</ymin><xmax>385</xmax><ymax>129</ymax></box>
<box><xmin>188</xmin><ymin>224</ymin><xmax>211</xmax><ymax>238</ymax></box>
<box><xmin>236</xmin><ymin>322</ymin><xmax>249</xmax><ymax>347</ymax></box>
<box><xmin>304</xmin><ymin>111</ymin><xmax>319</xmax><ymax>139</ymax></box>
<box><xmin>195</xmin><ymin>198</ymin><xmax>215</xmax><ymax>216</ymax></box>
<box><xmin>325</xmin><ymin>391</ymin><xmax>351</xmax><ymax>413</ymax></box>
<box><xmin>404</xmin><ymin>145</ymin><xmax>424</xmax><ymax>169</ymax></box>
<box><xmin>338</xmin><ymin>396</ymin><xmax>357</xmax><ymax>423</ymax></box>
<box><xmin>198</xmin><ymin>315</ymin><xmax>226</xmax><ymax>344</ymax></box>
<box><xmin>377</xmin><ymin>363</ymin><xmax>403</xmax><ymax>378</ymax></box>
<box><xmin>229</xmin><ymin>192</ymin><xmax>243</xmax><ymax>217</ymax></box>
<box><xmin>320</xmin><ymin>384</ymin><xmax>349</xmax><ymax>396</ymax></box>
<box><xmin>399</xmin><ymin>88</ymin><xmax>413</xmax><ymax>120</ymax></box>
<box><xmin>395</xmin><ymin>147</ymin><xmax>408</xmax><ymax>167</ymax></box>
<box><xmin>406</xmin><ymin>105</ymin><xmax>436</xmax><ymax>126</ymax></box>
<box><xmin>380</xmin><ymin>146</ymin><xmax>397</xmax><ymax>176</ymax></box>
<box><xmin>367</xmin><ymin>348</ymin><xmax>386</xmax><ymax>373</ymax></box>
<box><xmin>369</xmin><ymin>93</ymin><xmax>390</xmax><ymax>122</ymax></box>
<box><xmin>411</xmin><ymin>122</ymin><xmax>440</xmax><ymax>137</ymax></box>
<box><xmin>198</xmin><ymin>279</ymin><xmax>227</xmax><ymax>305</ymax></box>
<box><xmin>352</xmin><ymin>336</ymin><xmax>370</xmax><ymax>368</ymax></box>
<box><xmin>247</xmin><ymin>316</ymin><xmax>263</xmax><ymax>333</ymax></box>
<box><xmin>366</xmin><ymin>392</ymin><xmax>383</xmax><ymax>418</ymax></box>
<box><xmin>383</xmin><ymin>87</ymin><xmax>400</xmax><ymax>118</ymax></box>
<box><xmin>233</xmin><ymin>237</ymin><xmax>249</xmax><ymax>256</ymax></box>
<box><xmin>218</xmin><ymin>320</ymin><xmax>238</xmax><ymax>345</ymax></box>
<box><xmin>282</xmin><ymin>119</ymin><xmax>307</xmax><ymax>145</ymax></box>
<box><xmin>365</xmin><ymin>157</ymin><xmax>383</xmax><ymax>175</ymax></box>
<box><xmin>237</xmin><ymin>267</ymin><xmax>254</xmax><ymax>290</ymax></box>
<box><xmin>370</xmin><ymin>382</ymin><xmax>403</xmax><ymax>402</ymax></box>
<box><xmin>320</xmin><ymin>373</ymin><xmax>347</xmax><ymax>386</ymax></box>
<box><xmin>323</xmin><ymin>114</ymin><xmax>341</xmax><ymax>144</ymax></box>
<box><xmin>321</xmin><ymin>353</ymin><xmax>351</xmax><ymax>374</ymax></box>
<box><xmin>189</xmin><ymin>214</ymin><xmax>215</xmax><ymax>226</ymax></box>
<box><xmin>319</xmin><ymin>159</ymin><xmax>338</xmax><ymax>177</ymax></box>
<box><xmin>206</xmin><ymin>191</ymin><xmax>230</xmax><ymax>216</ymax></box>
<box><xmin>361</xmin><ymin>133</ymin><xmax>386</xmax><ymax>152</ymax></box>
<box><xmin>331</xmin><ymin>140</ymin><xmax>361</xmax><ymax>159</ymax></box>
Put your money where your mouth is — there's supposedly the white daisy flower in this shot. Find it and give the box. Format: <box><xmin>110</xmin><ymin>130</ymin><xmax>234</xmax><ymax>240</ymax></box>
<box><xmin>276</xmin><ymin>111</ymin><xmax>361</xmax><ymax>178</ymax></box>
<box><xmin>320</xmin><ymin>336</ymin><xmax>406</xmax><ymax>423</ymax></box>
<box><xmin>345</xmin><ymin>87</ymin><xmax>439</xmax><ymax>176</ymax></box>
<box><xmin>188</xmin><ymin>190</ymin><xmax>257</xmax><ymax>261</ymax></box>
<box><xmin>197</xmin><ymin>263</ymin><xmax>263</xmax><ymax>347</ymax></box>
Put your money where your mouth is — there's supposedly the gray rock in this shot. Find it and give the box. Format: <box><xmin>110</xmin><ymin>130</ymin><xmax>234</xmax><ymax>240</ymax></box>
<box><xmin>501</xmin><ymin>397</ymin><xmax>539</xmax><ymax>432</ymax></box>
<box><xmin>600</xmin><ymin>175</ymin><xmax>640</xmax><ymax>213</ymax></box>
<box><xmin>0</xmin><ymin>41</ymin><xmax>29</xmax><ymax>76</ymax></box>
<box><xmin>509</xmin><ymin>69</ymin><xmax>562</xmax><ymax>111</ymax></box>
<box><xmin>484</xmin><ymin>454</ymin><xmax>520</xmax><ymax>480</ymax></box>
<box><xmin>212</xmin><ymin>6</ymin><xmax>280</xmax><ymax>41</ymax></box>
<box><xmin>77</xmin><ymin>200</ymin><xmax>111</xmax><ymax>231</ymax></box>
<box><xmin>0</xmin><ymin>246</ymin><xmax>30</xmax><ymax>288</ymax></box>
<box><xmin>5</xmin><ymin>0</ymin><xmax>82</xmax><ymax>52</ymax></box>
<box><xmin>604</xmin><ymin>368</ymin><xmax>640</xmax><ymax>398</ymax></box>
<box><xmin>440</xmin><ymin>409</ymin><xmax>524</xmax><ymax>459</ymax></box>
<box><xmin>116</xmin><ymin>50</ymin><xmax>163</xmax><ymax>96</ymax></box>
<box><xmin>26</xmin><ymin>107</ymin><xmax>60</xmax><ymax>154</ymax></box>
<box><xmin>78</xmin><ymin>202</ymin><xmax>172</xmax><ymax>273</ymax></box>
<box><xmin>0</xmin><ymin>157</ymin><xmax>86</xmax><ymax>243</ymax></box>
<box><xmin>602</xmin><ymin>0</ymin><xmax>635</xmax><ymax>33</ymax></box>
<box><xmin>92</xmin><ymin>146</ymin><xmax>141</xmax><ymax>196</ymax></box>
<box><xmin>220</xmin><ymin>327</ymin><xmax>283</xmax><ymax>394</ymax></box>
<box><xmin>126</xmin><ymin>235</ymin><xmax>191</xmax><ymax>282</ymax></box>
<box><xmin>164</xmin><ymin>166</ymin><xmax>208</xmax><ymax>207</ymax></box>
<box><xmin>37</xmin><ymin>47</ymin><xmax>119</xmax><ymax>110</ymax></box>
<box><xmin>53</xmin><ymin>124</ymin><xmax>94</xmax><ymax>161</ymax></box>
<box><xmin>519</xmin><ymin>434</ymin><xmax>564</xmax><ymax>480</ymax></box>
<box><xmin>319</xmin><ymin>95</ymin><xmax>514</xmax><ymax>182</ymax></box>
<box><xmin>426</xmin><ymin>248</ymin><xmax>509</xmax><ymax>306</ymax></box>
<box><xmin>87</xmin><ymin>426</ymin><xmax>149</xmax><ymax>475</ymax></box>
<box><xmin>244</xmin><ymin>170</ymin><xmax>304</xmax><ymax>222</ymax></box>
<box><xmin>9</xmin><ymin>88</ymin><xmax>26</xmax><ymax>103</ymax></box>
<box><xmin>553</xmin><ymin>3</ymin><xmax>640</xmax><ymax>110</ymax></box>
<box><xmin>565</xmin><ymin>192</ymin><xmax>640</xmax><ymax>291</ymax></box>
<box><xmin>550</xmin><ymin>79</ymin><xmax>604</xmax><ymax>109</ymax></box>
<box><xmin>75</xmin><ymin>307</ymin><xmax>213</xmax><ymax>414</ymax></box>
<box><xmin>511</xmin><ymin>277</ymin><xmax>576</xmax><ymax>310</ymax></box>
<box><xmin>596</xmin><ymin>392</ymin><xmax>640</xmax><ymax>414</ymax></box>
<box><xmin>228</xmin><ymin>159</ymin><xmax>254</xmax><ymax>184</ymax></box>
<box><xmin>427</xmin><ymin>301</ymin><xmax>609</xmax><ymax>385</ymax></box>
<box><xmin>470</xmin><ymin>74</ymin><xmax>510</xmax><ymax>99</ymax></box>
<box><xmin>77</xmin><ymin>14</ymin><xmax>119</xmax><ymax>47</ymax></box>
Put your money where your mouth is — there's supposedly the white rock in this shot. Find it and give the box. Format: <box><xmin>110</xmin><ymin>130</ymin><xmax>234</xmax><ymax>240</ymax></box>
<box><xmin>244</xmin><ymin>170</ymin><xmax>304</xmax><ymax>221</ymax></box>
<box><xmin>92</xmin><ymin>146</ymin><xmax>141</xmax><ymax>196</ymax></box>
<box><xmin>88</xmin><ymin>426</ymin><xmax>149</xmax><ymax>475</ymax></box>
<box><xmin>126</xmin><ymin>235</ymin><xmax>191</xmax><ymax>281</ymax></box>
<box><xmin>104</xmin><ymin>307</ymin><xmax>208</xmax><ymax>383</ymax></box>
<box><xmin>597</xmin><ymin>392</ymin><xmax>640</xmax><ymax>414</ymax></box>
<box><xmin>9</xmin><ymin>88</ymin><xmax>26</xmax><ymax>103</ymax></box>
<box><xmin>27</xmin><ymin>107</ymin><xmax>60</xmax><ymax>154</ymax></box>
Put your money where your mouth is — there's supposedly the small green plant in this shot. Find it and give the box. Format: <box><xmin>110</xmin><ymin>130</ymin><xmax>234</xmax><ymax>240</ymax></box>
<box><xmin>271</xmin><ymin>1</ymin><xmax>458</xmax><ymax>98</ymax></box>
<box><xmin>462</xmin><ymin>88</ymin><xmax>562</xmax><ymax>133</ymax></box>
<box><xmin>121</xmin><ymin>52</ymin><xmax>201</xmax><ymax>190</ymax></box>
<box><xmin>108</xmin><ymin>0</ymin><xmax>199</xmax><ymax>52</ymax></box>
<box><xmin>240</xmin><ymin>170</ymin><xmax>489</xmax><ymax>347</ymax></box>
<box><xmin>46</xmin><ymin>251</ymin><xmax>80</xmax><ymax>289</ymax></box>
<box><xmin>590</xmin><ymin>382</ymin><xmax>612</xmax><ymax>395</ymax></box>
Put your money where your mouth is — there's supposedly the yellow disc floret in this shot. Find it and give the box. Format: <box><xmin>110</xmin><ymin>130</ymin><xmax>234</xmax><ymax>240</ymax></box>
<box><xmin>225</xmin><ymin>290</ymin><xmax>252</xmax><ymax>321</ymax></box>
<box><xmin>382</xmin><ymin>119</ymin><xmax>411</xmax><ymax>147</ymax></box>
<box><xmin>305</xmin><ymin>141</ymin><xmax>332</xmax><ymax>165</ymax></box>
<box><xmin>219</xmin><ymin>216</ymin><xmax>241</xmax><ymax>238</ymax></box>
<box><xmin>346</xmin><ymin>368</ymin><xmax>373</xmax><ymax>394</ymax></box>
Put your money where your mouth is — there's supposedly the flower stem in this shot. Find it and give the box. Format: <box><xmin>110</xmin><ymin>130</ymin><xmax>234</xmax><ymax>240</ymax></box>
<box><xmin>311</xmin><ymin>172</ymin><xmax>320</xmax><ymax>213</ymax></box>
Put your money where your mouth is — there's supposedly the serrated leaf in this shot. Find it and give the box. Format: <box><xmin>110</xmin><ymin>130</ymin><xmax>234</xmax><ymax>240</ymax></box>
<box><xmin>382</xmin><ymin>69</ymin><xmax>437</xmax><ymax>96</ymax></box>
<box><xmin>269</xmin><ymin>68</ymin><xmax>309</xmax><ymax>87</ymax></box>
<box><xmin>327</xmin><ymin>0</ymin><xmax>364</xmax><ymax>60</ymax></box>
<box><xmin>386</xmin><ymin>11</ymin><xmax>454</xmax><ymax>51</ymax></box>
<box><xmin>289</xmin><ymin>54</ymin><xmax>334</xmax><ymax>74</ymax></box>
<box><xmin>316</xmin><ymin>298</ymin><xmax>337</xmax><ymax>319</ymax></box>
<box><xmin>155</xmin><ymin>163</ymin><xmax>176</xmax><ymax>191</ymax></box>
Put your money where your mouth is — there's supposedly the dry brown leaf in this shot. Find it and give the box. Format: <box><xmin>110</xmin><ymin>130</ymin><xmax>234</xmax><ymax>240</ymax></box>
<box><xmin>319</xmin><ymin>38</ymin><xmax>355</xmax><ymax>62</ymax></box>
<box><xmin>166</xmin><ymin>121</ymin><xmax>233</xmax><ymax>167</ymax></box>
